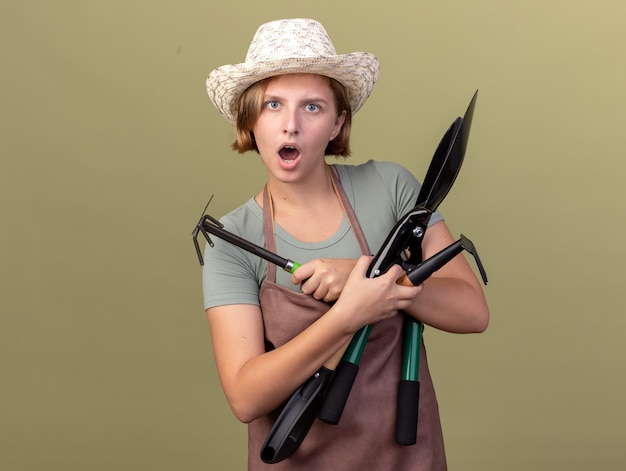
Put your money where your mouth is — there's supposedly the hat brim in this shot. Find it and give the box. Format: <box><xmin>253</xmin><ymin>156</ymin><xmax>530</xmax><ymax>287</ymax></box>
<box><xmin>206</xmin><ymin>52</ymin><xmax>379</xmax><ymax>124</ymax></box>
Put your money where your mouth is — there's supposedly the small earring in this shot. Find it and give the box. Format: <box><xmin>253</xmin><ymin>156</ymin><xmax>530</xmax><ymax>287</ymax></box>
<box><xmin>329</xmin><ymin>136</ymin><xmax>335</xmax><ymax>141</ymax></box>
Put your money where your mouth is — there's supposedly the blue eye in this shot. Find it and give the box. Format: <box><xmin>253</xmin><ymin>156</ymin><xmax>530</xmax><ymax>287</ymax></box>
<box><xmin>267</xmin><ymin>101</ymin><xmax>280</xmax><ymax>109</ymax></box>
<box><xmin>306</xmin><ymin>104</ymin><xmax>320</xmax><ymax>112</ymax></box>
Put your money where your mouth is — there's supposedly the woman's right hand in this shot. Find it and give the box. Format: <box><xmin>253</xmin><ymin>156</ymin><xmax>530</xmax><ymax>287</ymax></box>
<box><xmin>291</xmin><ymin>258</ymin><xmax>357</xmax><ymax>302</ymax></box>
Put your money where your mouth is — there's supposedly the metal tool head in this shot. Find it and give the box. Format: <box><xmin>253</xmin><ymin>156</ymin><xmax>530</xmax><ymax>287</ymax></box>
<box><xmin>192</xmin><ymin>196</ymin><xmax>222</xmax><ymax>266</ymax></box>
<box><xmin>417</xmin><ymin>90</ymin><xmax>478</xmax><ymax>211</ymax></box>
<box><xmin>459</xmin><ymin>234</ymin><xmax>488</xmax><ymax>285</ymax></box>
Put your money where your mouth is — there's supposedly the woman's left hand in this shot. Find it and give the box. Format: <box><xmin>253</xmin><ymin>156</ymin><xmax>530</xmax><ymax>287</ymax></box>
<box><xmin>291</xmin><ymin>258</ymin><xmax>357</xmax><ymax>302</ymax></box>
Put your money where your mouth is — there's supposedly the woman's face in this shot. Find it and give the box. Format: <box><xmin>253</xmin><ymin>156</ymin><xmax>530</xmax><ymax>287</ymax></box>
<box><xmin>252</xmin><ymin>73</ymin><xmax>346</xmax><ymax>185</ymax></box>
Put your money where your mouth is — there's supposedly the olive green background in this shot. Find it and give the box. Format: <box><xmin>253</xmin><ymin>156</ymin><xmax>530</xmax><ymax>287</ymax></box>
<box><xmin>2</xmin><ymin>1</ymin><xmax>625</xmax><ymax>470</ymax></box>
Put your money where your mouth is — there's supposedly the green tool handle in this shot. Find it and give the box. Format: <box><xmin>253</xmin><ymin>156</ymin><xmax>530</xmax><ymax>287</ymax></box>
<box><xmin>286</xmin><ymin>261</ymin><xmax>301</xmax><ymax>274</ymax></box>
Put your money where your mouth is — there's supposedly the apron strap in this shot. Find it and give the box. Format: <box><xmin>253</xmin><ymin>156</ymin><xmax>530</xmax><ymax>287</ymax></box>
<box><xmin>263</xmin><ymin>185</ymin><xmax>278</xmax><ymax>283</ymax></box>
<box><xmin>328</xmin><ymin>165</ymin><xmax>370</xmax><ymax>256</ymax></box>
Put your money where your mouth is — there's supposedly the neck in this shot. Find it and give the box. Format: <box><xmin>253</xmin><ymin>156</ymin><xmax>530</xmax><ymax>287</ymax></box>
<box><xmin>262</xmin><ymin>164</ymin><xmax>335</xmax><ymax>210</ymax></box>
<box><xmin>256</xmin><ymin>164</ymin><xmax>346</xmax><ymax>242</ymax></box>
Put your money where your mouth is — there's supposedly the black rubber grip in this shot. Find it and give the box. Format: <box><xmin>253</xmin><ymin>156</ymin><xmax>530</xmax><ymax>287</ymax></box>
<box><xmin>260</xmin><ymin>366</ymin><xmax>333</xmax><ymax>463</ymax></box>
<box><xmin>395</xmin><ymin>380</ymin><xmax>420</xmax><ymax>446</ymax></box>
<box><xmin>318</xmin><ymin>360</ymin><xmax>359</xmax><ymax>425</ymax></box>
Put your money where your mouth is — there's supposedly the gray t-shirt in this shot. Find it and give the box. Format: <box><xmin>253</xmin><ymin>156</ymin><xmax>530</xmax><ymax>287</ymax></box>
<box><xmin>202</xmin><ymin>160</ymin><xmax>443</xmax><ymax>310</ymax></box>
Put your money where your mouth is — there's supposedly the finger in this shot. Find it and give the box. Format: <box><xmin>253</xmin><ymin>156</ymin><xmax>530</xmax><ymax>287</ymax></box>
<box><xmin>291</xmin><ymin>263</ymin><xmax>314</xmax><ymax>285</ymax></box>
<box><xmin>379</xmin><ymin>263</ymin><xmax>405</xmax><ymax>281</ymax></box>
<box><xmin>312</xmin><ymin>286</ymin><xmax>329</xmax><ymax>301</ymax></box>
<box><xmin>300</xmin><ymin>276</ymin><xmax>319</xmax><ymax>296</ymax></box>
<box><xmin>395</xmin><ymin>284</ymin><xmax>422</xmax><ymax>306</ymax></box>
<box><xmin>312</xmin><ymin>278</ymin><xmax>342</xmax><ymax>302</ymax></box>
<box><xmin>324</xmin><ymin>285</ymin><xmax>342</xmax><ymax>302</ymax></box>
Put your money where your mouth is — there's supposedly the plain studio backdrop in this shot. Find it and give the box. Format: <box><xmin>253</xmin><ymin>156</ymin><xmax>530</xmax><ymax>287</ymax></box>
<box><xmin>2</xmin><ymin>1</ymin><xmax>625</xmax><ymax>469</ymax></box>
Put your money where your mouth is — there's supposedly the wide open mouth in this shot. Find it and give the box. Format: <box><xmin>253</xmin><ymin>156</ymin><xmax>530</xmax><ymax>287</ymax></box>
<box><xmin>279</xmin><ymin>145</ymin><xmax>300</xmax><ymax>162</ymax></box>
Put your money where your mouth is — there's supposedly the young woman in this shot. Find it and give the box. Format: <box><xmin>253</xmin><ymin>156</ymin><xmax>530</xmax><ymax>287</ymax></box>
<box><xmin>202</xmin><ymin>18</ymin><xmax>489</xmax><ymax>470</ymax></box>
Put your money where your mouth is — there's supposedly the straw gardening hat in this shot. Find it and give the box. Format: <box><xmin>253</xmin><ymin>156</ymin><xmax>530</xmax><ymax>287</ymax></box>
<box><xmin>206</xmin><ymin>18</ymin><xmax>380</xmax><ymax>124</ymax></box>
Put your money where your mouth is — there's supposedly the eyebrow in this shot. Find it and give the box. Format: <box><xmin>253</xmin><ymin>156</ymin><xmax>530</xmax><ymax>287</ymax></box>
<box><xmin>264</xmin><ymin>94</ymin><xmax>330</xmax><ymax>105</ymax></box>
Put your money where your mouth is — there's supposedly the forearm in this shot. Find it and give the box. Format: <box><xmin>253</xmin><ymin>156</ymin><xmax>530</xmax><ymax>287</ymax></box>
<box><xmin>213</xmin><ymin>305</ymin><xmax>354</xmax><ymax>423</ymax></box>
<box><xmin>404</xmin><ymin>271</ymin><xmax>489</xmax><ymax>333</ymax></box>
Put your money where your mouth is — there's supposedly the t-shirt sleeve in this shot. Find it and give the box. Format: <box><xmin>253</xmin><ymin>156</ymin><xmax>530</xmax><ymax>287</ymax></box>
<box><xmin>372</xmin><ymin>160</ymin><xmax>444</xmax><ymax>226</ymax></box>
<box><xmin>201</xmin><ymin>211</ymin><xmax>264</xmax><ymax>310</ymax></box>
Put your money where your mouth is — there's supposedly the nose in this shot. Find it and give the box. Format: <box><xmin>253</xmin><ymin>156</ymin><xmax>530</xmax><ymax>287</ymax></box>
<box><xmin>282</xmin><ymin>108</ymin><xmax>299</xmax><ymax>135</ymax></box>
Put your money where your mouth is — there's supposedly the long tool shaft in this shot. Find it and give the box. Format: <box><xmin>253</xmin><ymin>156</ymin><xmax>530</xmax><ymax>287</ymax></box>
<box><xmin>194</xmin><ymin>215</ymin><xmax>300</xmax><ymax>273</ymax></box>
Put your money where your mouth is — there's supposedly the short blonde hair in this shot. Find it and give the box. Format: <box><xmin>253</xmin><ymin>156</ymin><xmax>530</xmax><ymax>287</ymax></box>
<box><xmin>231</xmin><ymin>75</ymin><xmax>352</xmax><ymax>157</ymax></box>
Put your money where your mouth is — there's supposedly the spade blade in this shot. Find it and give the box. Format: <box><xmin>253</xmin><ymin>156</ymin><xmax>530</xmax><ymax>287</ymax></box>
<box><xmin>416</xmin><ymin>90</ymin><xmax>478</xmax><ymax>211</ymax></box>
